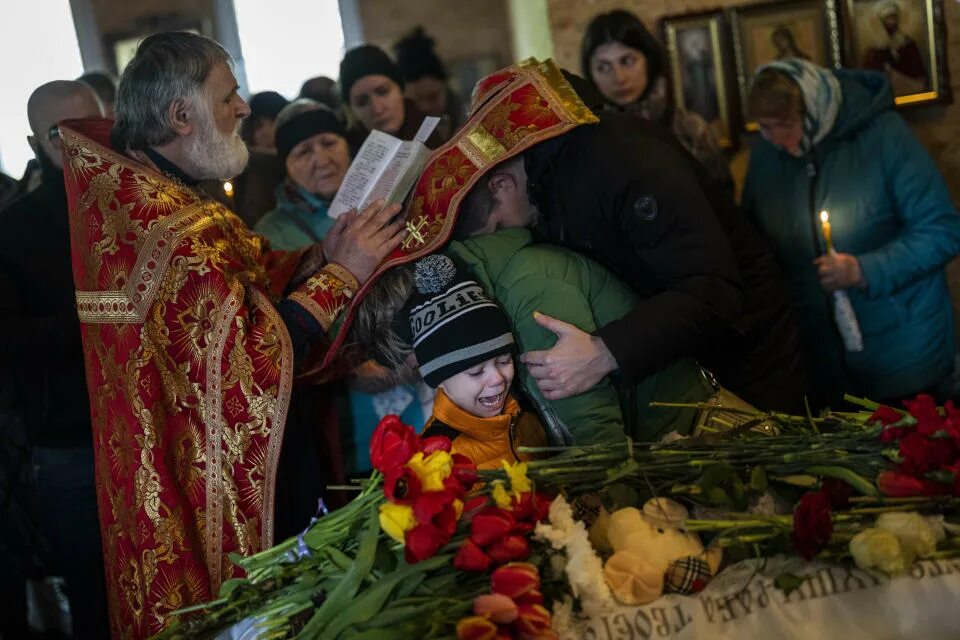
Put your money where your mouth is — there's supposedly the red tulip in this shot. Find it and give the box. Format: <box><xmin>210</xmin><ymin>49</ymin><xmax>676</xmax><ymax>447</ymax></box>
<box><xmin>491</xmin><ymin>563</ymin><xmax>540</xmax><ymax>599</ymax></box>
<box><xmin>486</xmin><ymin>535</ymin><xmax>531</xmax><ymax>564</ymax></box>
<box><xmin>473</xmin><ymin>593</ymin><xmax>518</xmax><ymax>624</ymax></box>
<box><xmin>471</xmin><ymin>508</ymin><xmax>516</xmax><ymax>547</ymax></box>
<box><xmin>514</xmin><ymin>588</ymin><xmax>544</xmax><ymax>606</ymax></box>
<box><xmin>454</xmin><ymin>539</ymin><xmax>492</xmax><ymax>573</ymax></box>
<box><xmin>404</xmin><ymin>522</ymin><xmax>447</xmax><ymax>563</ymax></box>
<box><xmin>451</xmin><ymin>453</ymin><xmax>480</xmax><ymax>487</ymax></box>
<box><xmin>421</xmin><ymin>435</ymin><xmax>452</xmax><ymax>454</ymax></box>
<box><xmin>432</xmin><ymin>500</ymin><xmax>460</xmax><ymax>538</ymax></box>
<box><xmin>369</xmin><ymin>415</ymin><xmax>420</xmax><ymax>473</ymax></box>
<box><xmin>456</xmin><ymin>616</ymin><xmax>498</xmax><ymax>640</ymax></box>
<box><xmin>513</xmin><ymin>603</ymin><xmax>552</xmax><ymax>636</ymax></box>
<box><xmin>463</xmin><ymin>495</ymin><xmax>489</xmax><ymax>515</ymax></box>
<box><xmin>878</xmin><ymin>470</ymin><xmax>952</xmax><ymax>497</ymax></box>
<box><xmin>413</xmin><ymin>489</ymin><xmax>456</xmax><ymax>523</ymax></box>
<box><xmin>383</xmin><ymin>465</ymin><xmax>422</xmax><ymax>504</ymax></box>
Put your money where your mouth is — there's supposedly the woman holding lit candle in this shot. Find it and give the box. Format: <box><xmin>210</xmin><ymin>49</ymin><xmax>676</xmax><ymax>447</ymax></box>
<box><xmin>742</xmin><ymin>59</ymin><xmax>960</xmax><ymax>409</ymax></box>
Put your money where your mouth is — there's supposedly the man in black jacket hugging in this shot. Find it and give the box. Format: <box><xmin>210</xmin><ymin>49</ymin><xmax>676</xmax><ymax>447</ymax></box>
<box><xmin>455</xmin><ymin>109</ymin><xmax>805</xmax><ymax>413</ymax></box>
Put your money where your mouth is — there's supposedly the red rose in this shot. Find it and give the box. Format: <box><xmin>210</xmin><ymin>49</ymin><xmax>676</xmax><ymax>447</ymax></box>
<box><xmin>870</xmin><ymin>405</ymin><xmax>904</xmax><ymax>426</ymax></box>
<box><xmin>421</xmin><ymin>435</ymin><xmax>452</xmax><ymax>454</ymax></box>
<box><xmin>904</xmin><ymin>394</ymin><xmax>940</xmax><ymax>424</ymax></box>
<box><xmin>383</xmin><ymin>465</ymin><xmax>422</xmax><ymax>504</ymax></box>
<box><xmin>470</xmin><ymin>508</ymin><xmax>516</xmax><ymax>547</ymax></box>
<box><xmin>820</xmin><ymin>478</ymin><xmax>854</xmax><ymax>510</ymax></box>
<box><xmin>454</xmin><ymin>539</ymin><xmax>492</xmax><ymax>572</ymax></box>
<box><xmin>405</xmin><ymin>522</ymin><xmax>447</xmax><ymax>563</ymax></box>
<box><xmin>791</xmin><ymin>491</ymin><xmax>833</xmax><ymax>560</ymax></box>
<box><xmin>487</xmin><ymin>535</ymin><xmax>531</xmax><ymax>564</ymax></box>
<box><xmin>878</xmin><ymin>470</ymin><xmax>952</xmax><ymax>497</ymax></box>
<box><xmin>369</xmin><ymin>415</ymin><xmax>420</xmax><ymax>473</ymax></box>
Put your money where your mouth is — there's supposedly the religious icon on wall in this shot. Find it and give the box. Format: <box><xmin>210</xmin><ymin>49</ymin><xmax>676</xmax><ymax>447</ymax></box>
<box><xmin>730</xmin><ymin>0</ymin><xmax>843</xmax><ymax>129</ymax></box>
<box><xmin>662</xmin><ymin>10</ymin><xmax>739</xmax><ymax>149</ymax></box>
<box><xmin>843</xmin><ymin>0</ymin><xmax>951</xmax><ymax>106</ymax></box>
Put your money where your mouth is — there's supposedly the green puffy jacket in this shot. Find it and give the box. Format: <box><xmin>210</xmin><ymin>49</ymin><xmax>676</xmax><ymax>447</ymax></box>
<box><xmin>448</xmin><ymin>228</ymin><xmax>712</xmax><ymax>446</ymax></box>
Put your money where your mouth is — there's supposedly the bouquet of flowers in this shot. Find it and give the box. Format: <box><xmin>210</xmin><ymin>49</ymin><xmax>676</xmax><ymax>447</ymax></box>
<box><xmin>154</xmin><ymin>395</ymin><xmax>960</xmax><ymax>639</ymax></box>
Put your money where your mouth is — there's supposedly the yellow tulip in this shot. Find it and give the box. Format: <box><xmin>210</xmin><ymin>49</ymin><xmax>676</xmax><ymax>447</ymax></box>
<box><xmin>380</xmin><ymin>502</ymin><xmax>416</xmax><ymax>543</ymax></box>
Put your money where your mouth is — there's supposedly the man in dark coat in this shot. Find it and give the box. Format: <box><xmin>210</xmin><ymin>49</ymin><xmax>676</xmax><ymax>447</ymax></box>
<box><xmin>0</xmin><ymin>80</ymin><xmax>110</xmax><ymax>638</ymax></box>
<box><xmin>457</xmin><ymin>107</ymin><xmax>805</xmax><ymax>412</ymax></box>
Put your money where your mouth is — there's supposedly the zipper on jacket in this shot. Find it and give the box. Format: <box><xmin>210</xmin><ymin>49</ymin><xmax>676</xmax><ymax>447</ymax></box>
<box><xmin>507</xmin><ymin>414</ymin><xmax>520</xmax><ymax>461</ymax></box>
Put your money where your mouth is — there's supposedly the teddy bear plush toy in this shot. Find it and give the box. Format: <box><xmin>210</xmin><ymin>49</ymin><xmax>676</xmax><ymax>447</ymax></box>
<box><xmin>597</xmin><ymin>498</ymin><xmax>722</xmax><ymax>605</ymax></box>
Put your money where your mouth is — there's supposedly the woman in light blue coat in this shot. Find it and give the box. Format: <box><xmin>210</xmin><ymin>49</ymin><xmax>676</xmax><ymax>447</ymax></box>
<box><xmin>742</xmin><ymin>59</ymin><xmax>960</xmax><ymax>408</ymax></box>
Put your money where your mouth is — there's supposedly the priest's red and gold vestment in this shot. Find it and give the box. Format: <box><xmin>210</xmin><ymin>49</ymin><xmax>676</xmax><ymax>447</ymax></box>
<box><xmin>60</xmin><ymin>118</ymin><xmax>357</xmax><ymax>639</ymax></box>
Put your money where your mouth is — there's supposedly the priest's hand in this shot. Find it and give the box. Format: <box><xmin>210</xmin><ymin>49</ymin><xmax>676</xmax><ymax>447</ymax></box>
<box><xmin>325</xmin><ymin>199</ymin><xmax>405</xmax><ymax>283</ymax></box>
<box><xmin>814</xmin><ymin>252</ymin><xmax>866</xmax><ymax>291</ymax></box>
<box><xmin>520</xmin><ymin>312</ymin><xmax>618</xmax><ymax>400</ymax></box>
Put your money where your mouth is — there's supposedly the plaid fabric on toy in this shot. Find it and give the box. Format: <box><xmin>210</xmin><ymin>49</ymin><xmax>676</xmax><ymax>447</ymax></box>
<box><xmin>664</xmin><ymin>556</ymin><xmax>712</xmax><ymax>595</ymax></box>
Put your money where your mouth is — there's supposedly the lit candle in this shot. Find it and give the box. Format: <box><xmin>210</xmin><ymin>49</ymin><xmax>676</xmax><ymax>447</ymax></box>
<box><xmin>819</xmin><ymin>210</ymin><xmax>834</xmax><ymax>254</ymax></box>
<box><xmin>223</xmin><ymin>180</ymin><xmax>234</xmax><ymax>200</ymax></box>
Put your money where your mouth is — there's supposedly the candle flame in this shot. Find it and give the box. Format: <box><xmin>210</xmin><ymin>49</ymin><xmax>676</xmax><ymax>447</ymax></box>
<box><xmin>223</xmin><ymin>180</ymin><xmax>234</xmax><ymax>196</ymax></box>
<box><xmin>820</xmin><ymin>210</ymin><xmax>829</xmax><ymax>223</ymax></box>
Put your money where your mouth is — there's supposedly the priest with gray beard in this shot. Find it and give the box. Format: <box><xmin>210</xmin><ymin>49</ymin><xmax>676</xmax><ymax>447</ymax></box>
<box><xmin>59</xmin><ymin>31</ymin><xmax>405</xmax><ymax>638</ymax></box>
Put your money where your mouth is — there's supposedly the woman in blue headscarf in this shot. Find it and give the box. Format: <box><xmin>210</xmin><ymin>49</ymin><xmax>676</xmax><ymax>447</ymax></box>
<box><xmin>742</xmin><ymin>59</ymin><xmax>960</xmax><ymax>408</ymax></box>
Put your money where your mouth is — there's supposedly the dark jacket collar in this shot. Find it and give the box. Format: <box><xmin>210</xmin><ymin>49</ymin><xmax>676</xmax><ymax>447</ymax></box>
<box><xmin>143</xmin><ymin>147</ymin><xmax>200</xmax><ymax>186</ymax></box>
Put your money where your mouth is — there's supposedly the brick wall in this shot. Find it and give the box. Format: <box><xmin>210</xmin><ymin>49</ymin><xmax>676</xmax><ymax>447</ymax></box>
<box><xmin>356</xmin><ymin>0</ymin><xmax>513</xmax><ymax>69</ymax></box>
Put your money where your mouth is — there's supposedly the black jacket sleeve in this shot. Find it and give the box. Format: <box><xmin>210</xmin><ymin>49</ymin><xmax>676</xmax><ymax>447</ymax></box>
<box><xmin>578</xmin><ymin>124</ymin><xmax>743</xmax><ymax>383</ymax></box>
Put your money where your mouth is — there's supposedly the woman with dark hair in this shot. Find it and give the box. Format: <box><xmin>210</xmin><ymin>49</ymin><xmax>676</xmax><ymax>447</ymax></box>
<box><xmin>581</xmin><ymin>9</ymin><xmax>731</xmax><ymax>187</ymax></box>
<box><xmin>393</xmin><ymin>26</ymin><xmax>465</xmax><ymax>141</ymax></box>
<box><xmin>339</xmin><ymin>44</ymin><xmax>445</xmax><ymax>149</ymax></box>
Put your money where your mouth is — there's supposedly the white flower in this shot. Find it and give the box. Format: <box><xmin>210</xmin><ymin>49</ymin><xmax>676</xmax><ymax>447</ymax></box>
<box><xmin>849</xmin><ymin>527</ymin><xmax>913</xmax><ymax>575</ymax></box>
<box><xmin>876</xmin><ymin>512</ymin><xmax>943</xmax><ymax>558</ymax></box>
<box><xmin>535</xmin><ymin>495</ymin><xmax>614</xmax><ymax>616</ymax></box>
<box><xmin>550</xmin><ymin>596</ymin><xmax>577</xmax><ymax>640</ymax></box>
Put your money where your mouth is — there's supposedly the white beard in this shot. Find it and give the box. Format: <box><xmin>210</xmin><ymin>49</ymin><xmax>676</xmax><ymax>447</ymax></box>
<box><xmin>184</xmin><ymin>102</ymin><xmax>249</xmax><ymax>180</ymax></box>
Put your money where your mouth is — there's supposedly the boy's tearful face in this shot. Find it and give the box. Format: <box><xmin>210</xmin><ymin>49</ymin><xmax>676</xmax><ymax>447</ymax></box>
<box><xmin>440</xmin><ymin>354</ymin><xmax>515</xmax><ymax>418</ymax></box>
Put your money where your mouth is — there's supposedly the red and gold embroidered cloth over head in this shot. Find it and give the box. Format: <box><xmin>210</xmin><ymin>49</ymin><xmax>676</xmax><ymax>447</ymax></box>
<box><xmin>59</xmin><ymin>118</ymin><xmax>357</xmax><ymax>639</ymax></box>
<box><xmin>319</xmin><ymin>58</ymin><xmax>598</xmax><ymax>367</ymax></box>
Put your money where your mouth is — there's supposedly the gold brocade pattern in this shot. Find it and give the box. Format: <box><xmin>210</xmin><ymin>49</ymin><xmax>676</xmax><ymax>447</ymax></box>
<box><xmin>305</xmin><ymin>57</ymin><xmax>600</xmax><ymax>378</ymax></box>
<box><xmin>59</xmin><ymin>119</ymin><xmax>325</xmax><ymax>639</ymax></box>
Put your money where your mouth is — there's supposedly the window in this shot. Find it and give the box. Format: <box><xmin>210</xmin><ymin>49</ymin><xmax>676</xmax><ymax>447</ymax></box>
<box><xmin>0</xmin><ymin>0</ymin><xmax>83</xmax><ymax>177</ymax></box>
<box><xmin>233</xmin><ymin>0</ymin><xmax>345</xmax><ymax>99</ymax></box>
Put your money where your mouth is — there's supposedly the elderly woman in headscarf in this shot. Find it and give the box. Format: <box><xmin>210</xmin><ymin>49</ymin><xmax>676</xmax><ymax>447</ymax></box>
<box><xmin>255</xmin><ymin>98</ymin><xmax>429</xmax><ymax>475</ymax></box>
<box><xmin>742</xmin><ymin>58</ymin><xmax>960</xmax><ymax>409</ymax></box>
<box><xmin>581</xmin><ymin>9</ymin><xmax>731</xmax><ymax>189</ymax></box>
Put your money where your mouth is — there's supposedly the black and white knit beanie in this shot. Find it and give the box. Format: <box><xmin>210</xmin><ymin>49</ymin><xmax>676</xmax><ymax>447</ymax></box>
<box><xmin>406</xmin><ymin>255</ymin><xmax>515</xmax><ymax>388</ymax></box>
